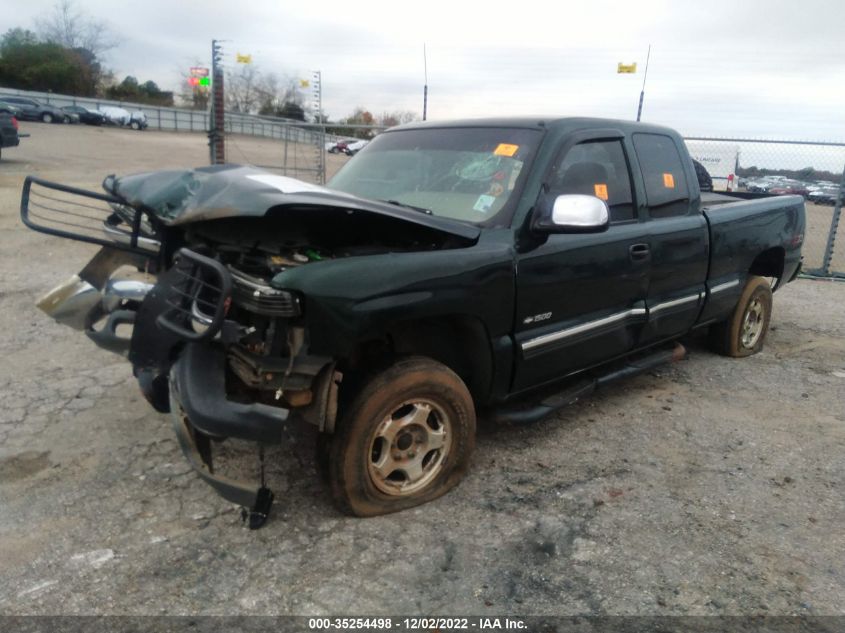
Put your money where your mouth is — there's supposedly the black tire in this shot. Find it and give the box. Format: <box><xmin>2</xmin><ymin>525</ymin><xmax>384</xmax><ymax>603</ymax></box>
<box><xmin>41</xmin><ymin>112</ymin><xmax>53</xmax><ymax>123</ymax></box>
<box><xmin>130</xmin><ymin>120</ymin><xmax>141</xmax><ymax>130</ymax></box>
<box><xmin>315</xmin><ymin>431</ymin><xmax>332</xmax><ymax>483</ymax></box>
<box><xmin>327</xmin><ymin>357</ymin><xmax>476</xmax><ymax>516</ymax></box>
<box><xmin>709</xmin><ymin>275</ymin><xmax>773</xmax><ymax>357</ymax></box>
<box><xmin>692</xmin><ymin>159</ymin><xmax>713</xmax><ymax>192</ymax></box>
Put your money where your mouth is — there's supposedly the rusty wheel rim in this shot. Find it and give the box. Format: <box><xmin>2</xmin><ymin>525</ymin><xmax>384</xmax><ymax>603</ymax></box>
<box><xmin>741</xmin><ymin>297</ymin><xmax>765</xmax><ymax>349</ymax></box>
<box><xmin>367</xmin><ymin>399</ymin><xmax>452</xmax><ymax>496</ymax></box>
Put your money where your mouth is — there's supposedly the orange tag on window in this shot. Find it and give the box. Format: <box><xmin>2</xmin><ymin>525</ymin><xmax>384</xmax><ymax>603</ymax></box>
<box><xmin>663</xmin><ymin>173</ymin><xmax>675</xmax><ymax>188</ymax></box>
<box><xmin>594</xmin><ymin>183</ymin><xmax>609</xmax><ymax>200</ymax></box>
<box><xmin>494</xmin><ymin>143</ymin><xmax>519</xmax><ymax>157</ymax></box>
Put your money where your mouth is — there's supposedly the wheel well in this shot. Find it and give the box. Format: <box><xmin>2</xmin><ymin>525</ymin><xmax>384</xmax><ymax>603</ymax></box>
<box><xmin>340</xmin><ymin>315</ymin><xmax>493</xmax><ymax>403</ymax></box>
<box><xmin>749</xmin><ymin>247</ymin><xmax>785</xmax><ymax>289</ymax></box>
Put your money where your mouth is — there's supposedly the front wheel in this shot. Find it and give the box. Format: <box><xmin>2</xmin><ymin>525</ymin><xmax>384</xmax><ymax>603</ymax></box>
<box><xmin>327</xmin><ymin>357</ymin><xmax>476</xmax><ymax>516</ymax></box>
<box><xmin>130</xmin><ymin>120</ymin><xmax>141</xmax><ymax>130</ymax></box>
<box><xmin>709</xmin><ymin>275</ymin><xmax>773</xmax><ymax>357</ymax></box>
<box><xmin>41</xmin><ymin>112</ymin><xmax>53</xmax><ymax>123</ymax></box>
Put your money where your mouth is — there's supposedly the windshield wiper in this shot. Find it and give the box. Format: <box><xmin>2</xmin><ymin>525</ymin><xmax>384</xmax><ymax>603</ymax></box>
<box><xmin>380</xmin><ymin>199</ymin><xmax>434</xmax><ymax>215</ymax></box>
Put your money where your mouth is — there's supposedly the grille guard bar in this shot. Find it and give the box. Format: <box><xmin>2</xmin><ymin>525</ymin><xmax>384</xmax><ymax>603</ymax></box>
<box><xmin>20</xmin><ymin>175</ymin><xmax>158</xmax><ymax>256</ymax></box>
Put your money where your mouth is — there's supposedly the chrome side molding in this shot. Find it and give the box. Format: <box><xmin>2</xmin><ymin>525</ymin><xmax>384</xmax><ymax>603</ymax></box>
<box><xmin>522</xmin><ymin>307</ymin><xmax>647</xmax><ymax>352</ymax></box>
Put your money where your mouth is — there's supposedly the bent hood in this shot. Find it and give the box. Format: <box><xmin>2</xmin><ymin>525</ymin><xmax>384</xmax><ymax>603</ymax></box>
<box><xmin>104</xmin><ymin>164</ymin><xmax>480</xmax><ymax>241</ymax></box>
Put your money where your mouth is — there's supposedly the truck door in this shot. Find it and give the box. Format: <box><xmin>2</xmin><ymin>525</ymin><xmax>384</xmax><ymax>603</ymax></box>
<box><xmin>512</xmin><ymin>134</ymin><xmax>650</xmax><ymax>392</ymax></box>
<box><xmin>631</xmin><ymin>133</ymin><xmax>709</xmax><ymax>345</ymax></box>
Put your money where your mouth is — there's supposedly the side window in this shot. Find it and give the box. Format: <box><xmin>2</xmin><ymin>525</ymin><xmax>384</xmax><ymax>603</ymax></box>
<box><xmin>550</xmin><ymin>140</ymin><xmax>635</xmax><ymax>223</ymax></box>
<box><xmin>632</xmin><ymin>133</ymin><xmax>690</xmax><ymax>218</ymax></box>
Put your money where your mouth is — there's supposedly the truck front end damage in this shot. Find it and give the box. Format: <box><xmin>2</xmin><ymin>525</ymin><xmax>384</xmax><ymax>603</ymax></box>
<box><xmin>21</xmin><ymin>165</ymin><xmax>474</xmax><ymax>526</ymax></box>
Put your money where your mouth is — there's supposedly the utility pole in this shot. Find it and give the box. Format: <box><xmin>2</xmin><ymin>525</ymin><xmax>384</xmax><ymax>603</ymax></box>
<box><xmin>636</xmin><ymin>44</ymin><xmax>651</xmax><ymax>122</ymax></box>
<box><xmin>209</xmin><ymin>39</ymin><xmax>225</xmax><ymax>164</ymax></box>
<box><xmin>312</xmin><ymin>70</ymin><xmax>325</xmax><ymax>184</ymax></box>
<box><xmin>422</xmin><ymin>43</ymin><xmax>428</xmax><ymax>121</ymax></box>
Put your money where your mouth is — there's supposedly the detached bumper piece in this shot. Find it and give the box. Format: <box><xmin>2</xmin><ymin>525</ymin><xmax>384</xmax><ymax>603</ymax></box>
<box><xmin>169</xmin><ymin>343</ymin><xmax>289</xmax><ymax>528</ymax></box>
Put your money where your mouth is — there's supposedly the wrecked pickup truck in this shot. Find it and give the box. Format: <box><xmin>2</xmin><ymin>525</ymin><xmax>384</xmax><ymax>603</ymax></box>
<box><xmin>21</xmin><ymin>117</ymin><xmax>805</xmax><ymax>525</ymax></box>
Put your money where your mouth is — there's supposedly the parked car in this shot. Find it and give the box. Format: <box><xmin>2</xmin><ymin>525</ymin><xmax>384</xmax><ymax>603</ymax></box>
<box><xmin>21</xmin><ymin>117</ymin><xmax>805</xmax><ymax>525</ymax></box>
<box><xmin>344</xmin><ymin>139</ymin><xmax>369</xmax><ymax>156</ymax></box>
<box><xmin>128</xmin><ymin>110</ymin><xmax>148</xmax><ymax>130</ymax></box>
<box><xmin>745</xmin><ymin>180</ymin><xmax>772</xmax><ymax>193</ymax></box>
<box><xmin>1</xmin><ymin>96</ymin><xmax>65</xmax><ymax>123</ymax></box>
<box><xmin>98</xmin><ymin>106</ymin><xmax>148</xmax><ymax>130</ymax></box>
<box><xmin>326</xmin><ymin>139</ymin><xmax>356</xmax><ymax>153</ymax></box>
<box><xmin>0</xmin><ymin>112</ymin><xmax>21</xmax><ymax>160</ymax></box>
<box><xmin>61</xmin><ymin>105</ymin><xmax>106</xmax><ymax>126</ymax></box>
<box><xmin>808</xmin><ymin>187</ymin><xmax>841</xmax><ymax>205</ymax></box>
<box><xmin>769</xmin><ymin>182</ymin><xmax>809</xmax><ymax>198</ymax></box>
<box><xmin>0</xmin><ymin>100</ymin><xmax>23</xmax><ymax>117</ymax></box>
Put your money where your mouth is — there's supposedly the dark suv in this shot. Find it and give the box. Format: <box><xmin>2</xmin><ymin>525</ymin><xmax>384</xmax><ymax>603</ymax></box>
<box><xmin>1</xmin><ymin>96</ymin><xmax>65</xmax><ymax>123</ymax></box>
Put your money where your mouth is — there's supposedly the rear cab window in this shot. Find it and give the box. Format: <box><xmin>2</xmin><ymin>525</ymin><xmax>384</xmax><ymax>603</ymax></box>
<box><xmin>632</xmin><ymin>133</ymin><xmax>691</xmax><ymax>218</ymax></box>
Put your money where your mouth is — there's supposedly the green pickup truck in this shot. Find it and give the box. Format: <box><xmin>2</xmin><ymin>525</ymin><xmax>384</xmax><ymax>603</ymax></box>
<box><xmin>22</xmin><ymin>117</ymin><xmax>805</xmax><ymax>526</ymax></box>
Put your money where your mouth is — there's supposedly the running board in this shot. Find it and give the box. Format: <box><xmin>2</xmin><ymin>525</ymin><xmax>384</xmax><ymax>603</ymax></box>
<box><xmin>493</xmin><ymin>343</ymin><xmax>687</xmax><ymax>425</ymax></box>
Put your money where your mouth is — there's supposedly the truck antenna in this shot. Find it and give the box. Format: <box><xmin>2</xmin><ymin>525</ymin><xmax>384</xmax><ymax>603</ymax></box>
<box><xmin>423</xmin><ymin>43</ymin><xmax>429</xmax><ymax>121</ymax></box>
<box><xmin>636</xmin><ymin>44</ymin><xmax>651</xmax><ymax>122</ymax></box>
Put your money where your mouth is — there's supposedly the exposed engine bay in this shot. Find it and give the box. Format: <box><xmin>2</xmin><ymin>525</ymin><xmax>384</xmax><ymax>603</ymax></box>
<box><xmin>21</xmin><ymin>165</ymin><xmax>479</xmax><ymax>524</ymax></box>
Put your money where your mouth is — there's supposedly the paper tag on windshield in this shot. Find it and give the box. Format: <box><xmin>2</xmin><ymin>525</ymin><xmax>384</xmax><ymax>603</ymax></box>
<box><xmin>494</xmin><ymin>143</ymin><xmax>519</xmax><ymax>157</ymax></box>
<box><xmin>473</xmin><ymin>194</ymin><xmax>496</xmax><ymax>213</ymax></box>
<box><xmin>663</xmin><ymin>173</ymin><xmax>675</xmax><ymax>188</ymax></box>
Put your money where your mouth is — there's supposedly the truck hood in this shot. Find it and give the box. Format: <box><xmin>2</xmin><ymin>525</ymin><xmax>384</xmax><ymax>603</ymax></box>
<box><xmin>104</xmin><ymin>164</ymin><xmax>480</xmax><ymax>241</ymax></box>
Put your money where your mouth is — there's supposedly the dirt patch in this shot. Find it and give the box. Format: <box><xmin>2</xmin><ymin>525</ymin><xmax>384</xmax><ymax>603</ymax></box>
<box><xmin>0</xmin><ymin>451</ymin><xmax>51</xmax><ymax>483</ymax></box>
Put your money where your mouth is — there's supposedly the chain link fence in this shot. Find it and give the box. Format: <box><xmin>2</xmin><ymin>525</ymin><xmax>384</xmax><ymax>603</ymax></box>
<box><xmin>683</xmin><ymin>138</ymin><xmax>845</xmax><ymax>279</ymax></box>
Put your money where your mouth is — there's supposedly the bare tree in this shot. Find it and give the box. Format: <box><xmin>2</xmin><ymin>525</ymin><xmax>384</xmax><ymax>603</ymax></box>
<box><xmin>225</xmin><ymin>64</ymin><xmax>264</xmax><ymax>113</ymax></box>
<box><xmin>380</xmin><ymin>110</ymin><xmax>419</xmax><ymax>127</ymax></box>
<box><xmin>35</xmin><ymin>0</ymin><xmax>116</xmax><ymax>57</ymax></box>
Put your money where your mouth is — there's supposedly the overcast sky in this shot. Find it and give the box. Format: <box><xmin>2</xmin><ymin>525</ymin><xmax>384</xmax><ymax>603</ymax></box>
<box><xmin>4</xmin><ymin>0</ymin><xmax>845</xmax><ymax>140</ymax></box>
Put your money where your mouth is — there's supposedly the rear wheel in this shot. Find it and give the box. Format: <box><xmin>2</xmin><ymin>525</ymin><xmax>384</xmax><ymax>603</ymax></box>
<box><xmin>709</xmin><ymin>275</ymin><xmax>773</xmax><ymax>357</ymax></box>
<box><xmin>327</xmin><ymin>357</ymin><xmax>476</xmax><ymax>516</ymax></box>
<box><xmin>130</xmin><ymin>120</ymin><xmax>141</xmax><ymax>130</ymax></box>
<box><xmin>41</xmin><ymin>112</ymin><xmax>53</xmax><ymax>123</ymax></box>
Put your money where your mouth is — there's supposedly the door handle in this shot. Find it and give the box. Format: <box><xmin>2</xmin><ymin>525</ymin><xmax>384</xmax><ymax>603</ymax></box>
<box><xmin>629</xmin><ymin>243</ymin><xmax>651</xmax><ymax>261</ymax></box>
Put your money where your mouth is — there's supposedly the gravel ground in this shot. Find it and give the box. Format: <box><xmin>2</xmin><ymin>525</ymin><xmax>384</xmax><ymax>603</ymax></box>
<box><xmin>1</xmin><ymin>122</ymin><xmax>844</xmax><ymax>616</ymax></box>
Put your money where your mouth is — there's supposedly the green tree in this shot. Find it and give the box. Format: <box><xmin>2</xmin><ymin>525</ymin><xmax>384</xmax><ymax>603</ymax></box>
<box><xmin>0</xmin><ymin>28</ymin><xmax>99</xmax><ymax>95</ymax></box>
<box><xmin>105</xmin><ymin>75</ymin><xmax>174</xmax><ymax>106</ymax></box>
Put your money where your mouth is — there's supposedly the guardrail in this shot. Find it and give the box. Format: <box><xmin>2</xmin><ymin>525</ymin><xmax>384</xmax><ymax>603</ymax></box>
<box><xmin>0</xmin><ymin>86</ymin><xmax>324</xmax><ymax>143</ymax></box>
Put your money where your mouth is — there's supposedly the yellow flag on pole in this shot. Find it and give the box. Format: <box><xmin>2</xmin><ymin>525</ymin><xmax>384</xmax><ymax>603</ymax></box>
<box><xmin>617</xmin><ymin>62</ymin><xmax>637</xmax><ymax>73</ymax></box>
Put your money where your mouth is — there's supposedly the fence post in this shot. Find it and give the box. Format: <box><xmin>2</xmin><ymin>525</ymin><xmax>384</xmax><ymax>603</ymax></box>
<box><xmin>821</xmin><ymin>163</ymin><xmax>845</xmax><ymax>276</ymax></box>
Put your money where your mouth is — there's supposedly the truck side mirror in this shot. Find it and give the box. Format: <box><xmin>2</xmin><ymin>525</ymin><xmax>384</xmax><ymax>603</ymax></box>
<box><xmin>532</xmin><ymin>194</ymin><xmax>610</xmax><ymax>233</ymax></box>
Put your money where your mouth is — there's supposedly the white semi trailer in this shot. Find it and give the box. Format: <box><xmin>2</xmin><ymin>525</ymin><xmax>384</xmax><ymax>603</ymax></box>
<box><xmin>685</xmin><ymin>141</ymin><xmax>740</xmax><ymax>192</ymax></box>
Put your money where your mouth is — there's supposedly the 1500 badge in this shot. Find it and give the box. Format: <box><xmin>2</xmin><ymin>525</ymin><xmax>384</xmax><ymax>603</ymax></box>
<box><xmin>523</xmin><ymin>312</ymin><xmax>552</xmax><ymax>324</ymax></box>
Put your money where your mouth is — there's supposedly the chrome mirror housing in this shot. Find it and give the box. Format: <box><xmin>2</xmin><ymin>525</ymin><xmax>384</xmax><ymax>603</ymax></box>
<box><xmin>550</xmin><ymin>194</ymin><xmax>609</xmax><ymax>232</ymax></box>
